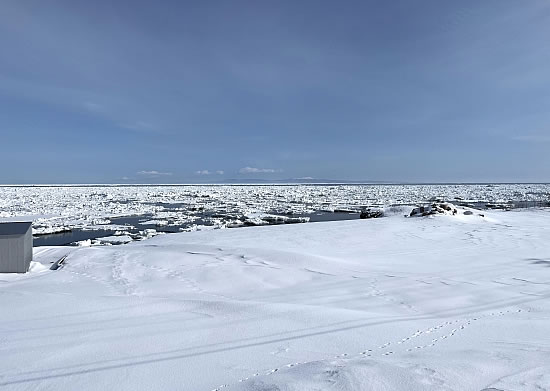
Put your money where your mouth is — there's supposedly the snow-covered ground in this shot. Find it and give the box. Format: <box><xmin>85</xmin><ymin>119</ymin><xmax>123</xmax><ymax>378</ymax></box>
<box><xmin>1</xmin><ymin>208</ymin><xmax>550</xmax><ymax>390</ymax></box>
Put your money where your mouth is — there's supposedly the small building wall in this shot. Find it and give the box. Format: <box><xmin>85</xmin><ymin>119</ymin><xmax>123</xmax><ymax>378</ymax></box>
<box><xmin>23</xmin><ymin>228</ymin><xmax>33</xmax><ymax>270</ymax></box>
<box><xmin>0</xmin><ymin>223</ymin><xmax>33</xmax><ymax>273</ymax></box>
<box><xmin>0</xmin><ymin>235</ymin><xmax>24</xmax><ymax>273</ymax></box>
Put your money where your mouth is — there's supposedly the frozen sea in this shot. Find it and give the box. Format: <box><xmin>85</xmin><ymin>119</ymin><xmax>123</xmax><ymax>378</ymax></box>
<box><xmin>0</xmin><ymin>184</ymin><xmax>549</xmax><ymax>246</ymax></box>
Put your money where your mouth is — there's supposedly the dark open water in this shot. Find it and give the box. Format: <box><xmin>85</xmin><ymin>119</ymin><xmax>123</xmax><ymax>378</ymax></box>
<box><xmin>33</xmin><ymin>211</ymin><xmax>361</xmax><ymax>247</ymax></box>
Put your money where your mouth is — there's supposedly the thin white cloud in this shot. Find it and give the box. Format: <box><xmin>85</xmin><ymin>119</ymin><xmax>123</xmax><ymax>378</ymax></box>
<box><xmin>512</xmin><ymin>135</ymin><xmax>550</xmax><ymax>142</ymax></box>
<box><xmin>83</xmin><ymin>101</ymin><xmax>102</xmax><ymax>112</ymax></box>
<box><xmin>137</xmin><ymin>170</ymin><xmax>172</xmax><ymax>177</ymax></box>
<box><xmin>239</xmin><ymin>167</ymin><xmax>282</xmax><ymax>174</ymax></box>
<box><xmin>195</xmin><ymin>170</ymin><xmax>224</xmax><ymax>175</ymax></box>
<box><xmin>120</xmin><ymin>121</ymin><xmax>157</xmax><ymax>132</ymax></box>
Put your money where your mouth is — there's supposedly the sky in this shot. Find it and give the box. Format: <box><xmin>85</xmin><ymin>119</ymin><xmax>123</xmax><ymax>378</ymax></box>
<box><xmin>1</xmin><ymin>0</ymin><xmax>550</xmax><ymax>184</ymax></box>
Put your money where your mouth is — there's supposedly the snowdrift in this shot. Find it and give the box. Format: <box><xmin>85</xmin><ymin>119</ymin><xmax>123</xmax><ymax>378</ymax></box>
<box><xmin>1</xmin><ymin>209</ymin><xmax>550</xmax><ymax>390</ymax></box>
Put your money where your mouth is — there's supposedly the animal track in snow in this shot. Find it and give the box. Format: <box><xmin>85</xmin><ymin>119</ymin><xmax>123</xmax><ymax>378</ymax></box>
<box><xmin>211</xmin><ymin>307</ymin><xmax>528</xmax><ymax>391</ymax></box>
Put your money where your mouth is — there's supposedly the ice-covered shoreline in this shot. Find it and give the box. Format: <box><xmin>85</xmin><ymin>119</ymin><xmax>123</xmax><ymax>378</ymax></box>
<box><xmin>1</xmin><ymin>208</ymin><xmax>549</xmax><ymax>390</ymax></box>
<box><xmin>1</xmin><ymin>184</ymin><xmax>549</xmax><ymax>247</ymax></box>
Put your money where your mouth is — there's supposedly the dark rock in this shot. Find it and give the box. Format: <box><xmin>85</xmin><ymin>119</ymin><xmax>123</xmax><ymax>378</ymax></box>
<box><xmin>360</xmin><ymin>209</ymin><xmax>384</xmax><ymax>219</ymax></box>
<box><xmin>410</xmin><ymin>203</ymin><xmax>462</xmax><ymax>218</ymax></box>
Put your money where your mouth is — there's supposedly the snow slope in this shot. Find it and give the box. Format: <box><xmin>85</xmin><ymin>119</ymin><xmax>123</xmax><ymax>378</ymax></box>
<box><xmin>1</xmin><ymin>209</ymin><xmax>549</xmax><ymax>390</ymax></box>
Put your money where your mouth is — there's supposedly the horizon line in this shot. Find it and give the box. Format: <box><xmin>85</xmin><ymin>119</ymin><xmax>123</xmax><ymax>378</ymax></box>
<box><xmin>1</xmin><ymin>181</ymin><xmax>549</xmax><ymax>187</ymax></box>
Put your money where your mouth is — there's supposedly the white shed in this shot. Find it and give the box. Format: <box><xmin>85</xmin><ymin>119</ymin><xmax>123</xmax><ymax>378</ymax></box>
<box><xmin>0</xmin><ymin>222</ymin><xmax>33</xmax><ymax>273</ymax></box>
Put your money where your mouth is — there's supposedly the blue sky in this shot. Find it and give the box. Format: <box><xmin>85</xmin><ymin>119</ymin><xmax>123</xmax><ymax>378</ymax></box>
<box><xmin>1</xmin><ymin>0</ymin><xmax>549</xmax><ymax>183</ymax></box>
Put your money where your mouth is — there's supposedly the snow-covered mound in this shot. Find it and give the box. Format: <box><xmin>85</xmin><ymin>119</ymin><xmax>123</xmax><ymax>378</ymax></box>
<box><xmin>408</xmin><ymin>202</ymin><xmax>485</xmax><ymax>217</ymax></box>
<box><xmin>1</xmin><ymin>209</ymin><xmax>549</xmax><ymax>391</ymax></box>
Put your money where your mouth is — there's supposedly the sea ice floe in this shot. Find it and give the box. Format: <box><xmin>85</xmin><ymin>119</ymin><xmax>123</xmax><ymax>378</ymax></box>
<box><xmin>0</xmin><ymin>184</ymin><xmax>548</xmax><ymax>244</ymax></box>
